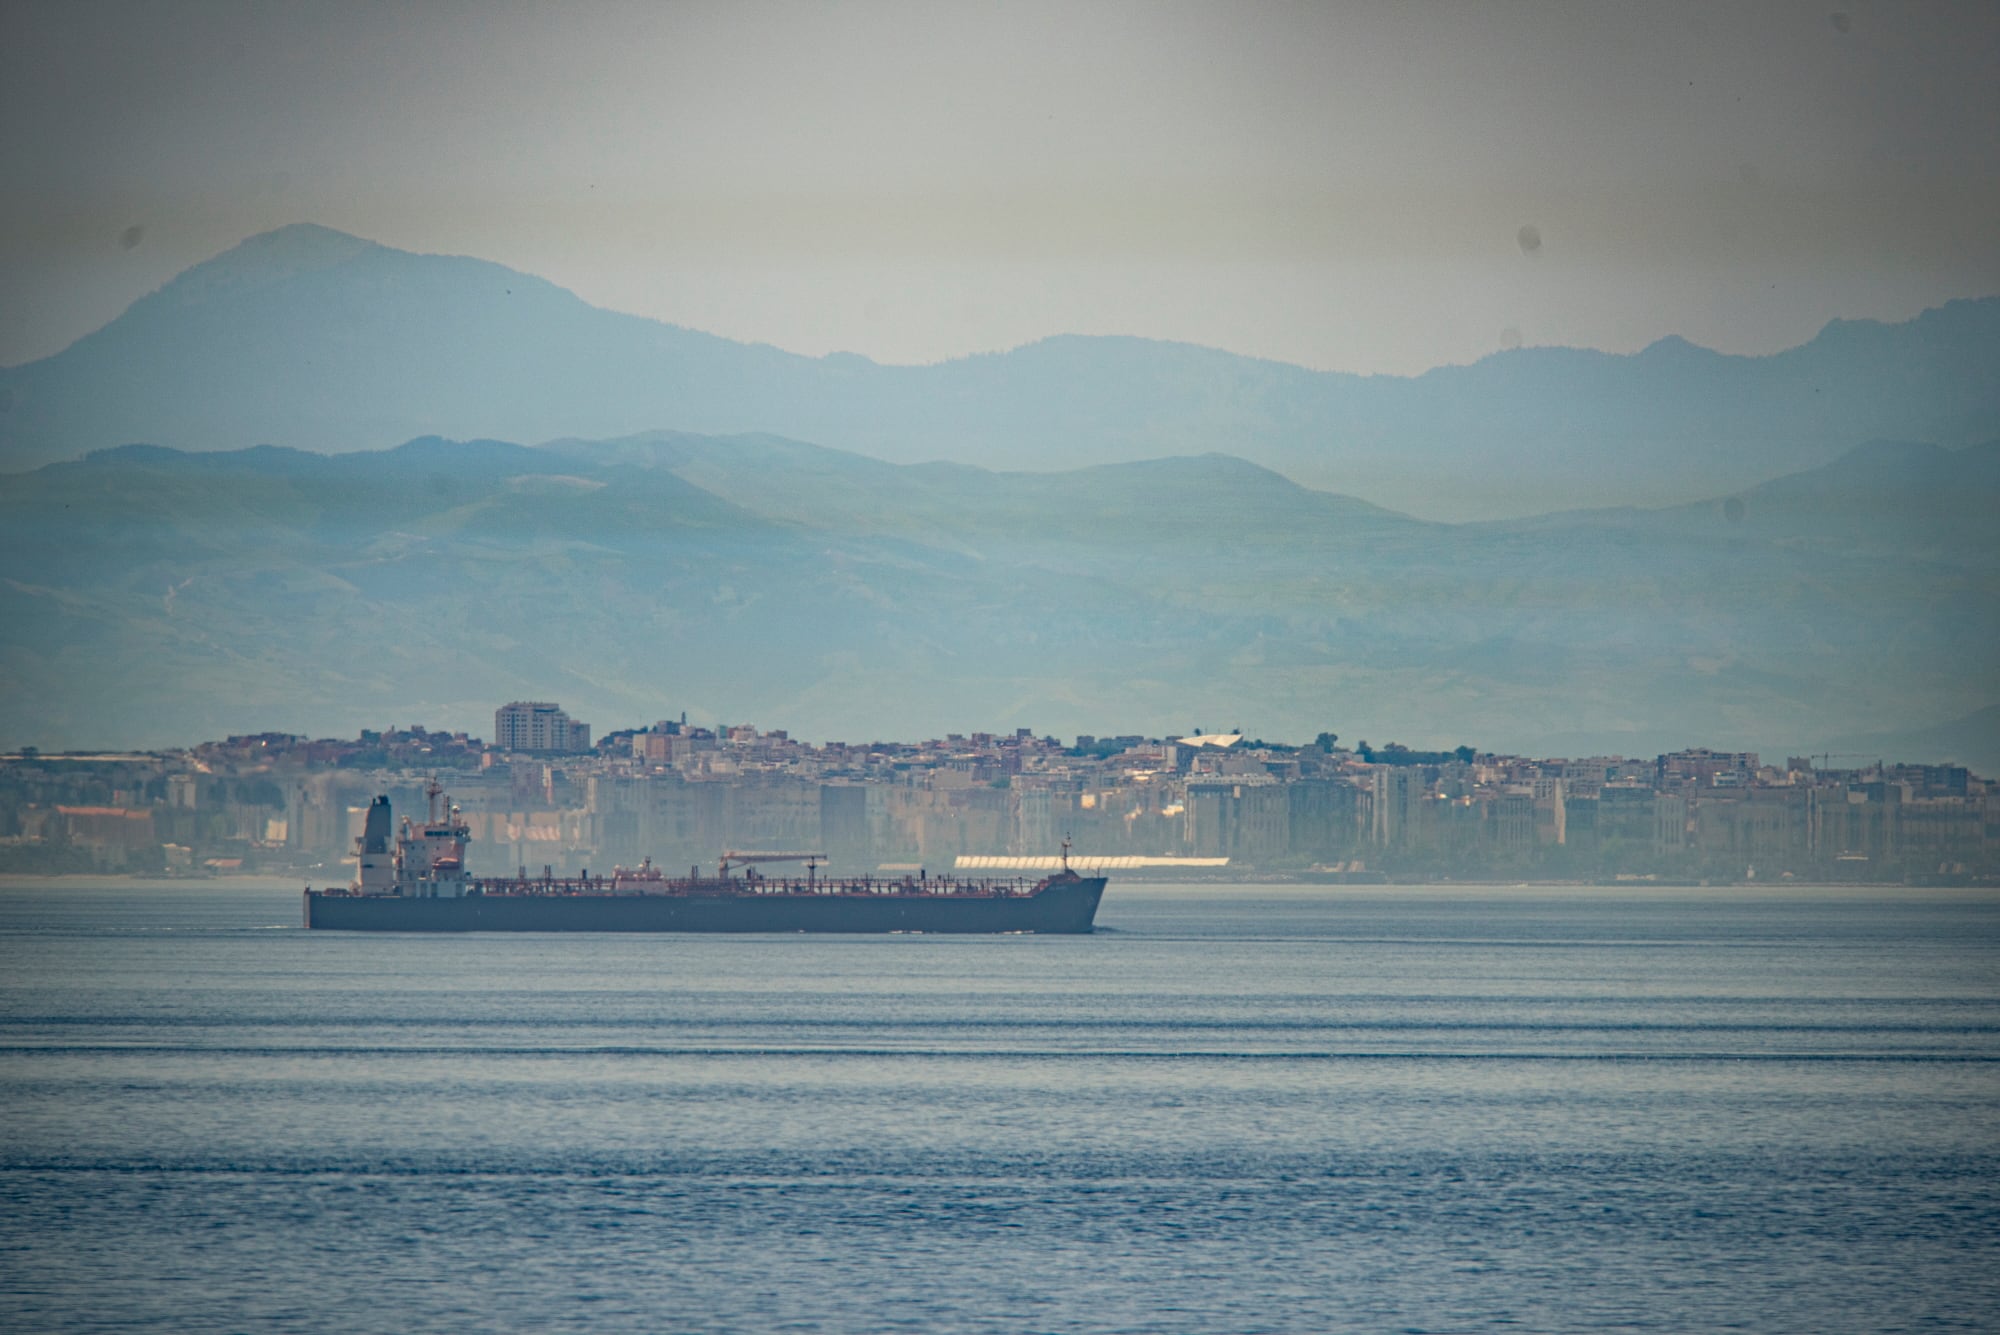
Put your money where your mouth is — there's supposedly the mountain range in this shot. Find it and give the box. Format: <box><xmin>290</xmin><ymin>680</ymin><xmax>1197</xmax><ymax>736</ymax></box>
<box><xmin>2</xmin><ymin>223</ymin><xmax>1992</xmax><ymax>765</ymax></box>
<box><xmin>4</xmin><ymin>224</ymin><xmax>1997</xmax><ymax>520</ymax></box>
<box><xmin>3</xmin><ymin>432</ymin><xmax>1994</xmax><ymax>771</ymax></box>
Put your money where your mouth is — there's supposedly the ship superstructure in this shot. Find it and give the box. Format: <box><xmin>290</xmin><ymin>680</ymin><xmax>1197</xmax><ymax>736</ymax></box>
<box><xmin>353</xmin><ymin>779</ymin><xmax>473</xmax><ymax>898</ymax></box>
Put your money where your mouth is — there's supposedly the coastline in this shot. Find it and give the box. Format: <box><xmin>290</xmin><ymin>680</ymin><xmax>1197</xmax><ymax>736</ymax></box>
<box><xmin>3</xmin><ymin>871</ymin><xmax>1993</xmax><ymax>892</ymax></box>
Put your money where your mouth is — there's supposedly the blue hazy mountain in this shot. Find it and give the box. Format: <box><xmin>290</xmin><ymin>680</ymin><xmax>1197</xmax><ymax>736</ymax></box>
<box><xmin>3</xmin><ymin>224</ymin><xmax>1995</xmax><ymax>519</ymax></box>
<box><xmin>2</xmin><ymin>432</ymin><xmax>1993</xmax><ymax>771</ymax></box>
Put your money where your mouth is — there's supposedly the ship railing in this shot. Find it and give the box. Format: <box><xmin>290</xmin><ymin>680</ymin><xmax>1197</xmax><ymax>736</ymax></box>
<box><xmin>460</xmin><ymin>874</ymin><xmax>1047</xmax><ymax>898</ymax></box>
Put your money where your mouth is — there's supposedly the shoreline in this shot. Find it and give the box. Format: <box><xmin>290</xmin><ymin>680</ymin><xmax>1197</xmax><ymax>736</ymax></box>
<box><xmin>3</xmin><ymin>871</ymin><xmax>1994</xmax><ymax>892</ymax></box>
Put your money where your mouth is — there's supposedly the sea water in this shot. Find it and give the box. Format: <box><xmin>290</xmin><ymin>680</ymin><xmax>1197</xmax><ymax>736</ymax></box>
<box><xmin>1</xmin><ymin>880</ymin><xmax>1995</xmax><ymax>1333</ymax></box>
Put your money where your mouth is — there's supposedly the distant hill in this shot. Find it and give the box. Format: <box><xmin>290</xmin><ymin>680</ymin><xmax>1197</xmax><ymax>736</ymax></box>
<box><xmin>1810</xmin><ymin>705</ymin><xmax>2000</xmax><ymax>780</ymax></box>
<box><xmin>4</xmin><ymin>224</ymin><xmax>1996</xmax><ymax>519</ymax></box>
<box><xmin>2</xmin><ymin>431</ymin><xmax>1992</xmax><ymax>766</ymax></box>
<box><xmin>1496</xmin><ymin>438</ymin><xmax>2000</xmax><ymax>551</ymax></box>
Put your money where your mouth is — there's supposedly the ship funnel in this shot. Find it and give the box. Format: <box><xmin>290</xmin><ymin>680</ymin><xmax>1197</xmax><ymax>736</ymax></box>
<box><xmin>361</xmin><ymin>795</ymin><xmax>393</xmax><ymax>854</ymax></box>
<box><xmin>354</xmin><ymin>795</ymin><xmax>398</xmax><ymax>896</ymax></box>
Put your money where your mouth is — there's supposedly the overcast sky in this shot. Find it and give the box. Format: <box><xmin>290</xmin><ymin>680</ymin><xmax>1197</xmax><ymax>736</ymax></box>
<box><xmin>3</xmin><ymin>0</ymin><xmax>1996</xmax><ymax>374</ymax></box>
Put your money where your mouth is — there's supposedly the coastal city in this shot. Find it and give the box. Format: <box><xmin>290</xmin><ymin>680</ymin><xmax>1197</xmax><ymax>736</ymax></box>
<box><xmin>3</xmin><ymin>700</ymin><xmax>1993</xmax><ymax>884</ymax></box>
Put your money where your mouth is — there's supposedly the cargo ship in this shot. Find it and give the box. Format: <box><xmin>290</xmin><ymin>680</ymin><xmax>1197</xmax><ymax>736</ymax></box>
<box><xmin>303</xmin><ymin>784</ymin><xmax>1106</xmax><ymax>933</ymax></box>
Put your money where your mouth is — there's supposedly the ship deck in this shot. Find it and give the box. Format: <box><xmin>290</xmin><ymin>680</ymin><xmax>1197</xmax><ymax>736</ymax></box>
<box><xmin>311</xmin><ymin>873</ymin><xmax>1052</xmax><ymax>900</ymax></box>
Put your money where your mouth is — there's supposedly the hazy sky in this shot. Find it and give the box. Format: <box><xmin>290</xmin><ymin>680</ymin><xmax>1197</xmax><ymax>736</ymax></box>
<box><xmin>3</xmin><ymin>0</ymin><xmax>1996</xmax><ymax>374</ymax></box>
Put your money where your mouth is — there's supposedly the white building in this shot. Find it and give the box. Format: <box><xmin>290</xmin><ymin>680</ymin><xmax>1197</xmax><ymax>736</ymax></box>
<box><xmin>493</xmin><ymin>701</ymin><xmax>591</xmax><ymax>754</ymax></box>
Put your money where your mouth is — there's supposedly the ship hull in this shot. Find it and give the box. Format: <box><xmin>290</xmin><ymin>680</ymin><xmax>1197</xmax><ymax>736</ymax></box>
<box><xmin>304</xmin><ymin>875</ymin><xmax>1106</xmax><ymax>934</ymax></box>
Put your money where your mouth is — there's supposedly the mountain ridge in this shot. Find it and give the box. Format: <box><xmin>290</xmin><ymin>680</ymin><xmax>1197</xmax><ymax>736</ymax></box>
<box><xmin>52</xmin><ymin>222</ymin><xmax>1989</xmax><ymax>376</ymax></box>
<box><xmin>5</xmin><ymin>224</ymin><xmax>1995</xmax><ymax>519</ymax></box>
<box><xmin>2</xmin><ymin>430</ymin><xmax>1992</xmax><ymax>768</ymax></box>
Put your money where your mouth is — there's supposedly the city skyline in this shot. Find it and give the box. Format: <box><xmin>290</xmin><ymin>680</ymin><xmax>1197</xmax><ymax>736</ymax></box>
<box><xmin>4</xmin><ymin>703</ymin><xmax>1989</xmax><ymax>885</ymax></box>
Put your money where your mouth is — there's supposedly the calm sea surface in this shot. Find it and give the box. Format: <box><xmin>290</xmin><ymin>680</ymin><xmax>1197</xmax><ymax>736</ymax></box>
<box><xmin>1</xmin><ymin>880</ymin><xmax>1996</xmax><ymax>1333</ymax></box>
